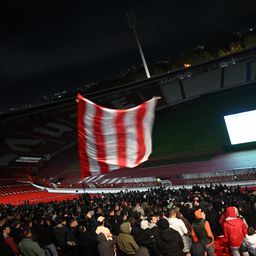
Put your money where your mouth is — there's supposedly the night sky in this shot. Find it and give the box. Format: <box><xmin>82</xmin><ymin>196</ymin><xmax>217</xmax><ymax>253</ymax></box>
<box><xmin>0</xmin><ymin>0</ymin><xmax>255</xmax><ymax>111</ymax></box>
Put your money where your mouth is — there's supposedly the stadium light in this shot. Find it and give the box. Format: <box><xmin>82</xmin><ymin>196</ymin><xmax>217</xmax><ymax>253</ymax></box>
<box><xmin>126</xmin><ymin>11</ymin><xmax>151</xmax><ymax>79</ymax></box>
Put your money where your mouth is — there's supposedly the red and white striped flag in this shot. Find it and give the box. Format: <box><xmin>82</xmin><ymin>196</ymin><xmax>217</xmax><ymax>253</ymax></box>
<box><xmin>77</xmin><ymin>94</ymin><xmax>159</xmax><ymax>179</ymax></box>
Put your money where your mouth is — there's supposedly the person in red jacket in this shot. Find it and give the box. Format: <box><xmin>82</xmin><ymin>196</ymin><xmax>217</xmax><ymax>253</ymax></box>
<box><xmin>223</xmin><ymin>206</ymin><xmax>247</xmax><ymax>256</ymax></box>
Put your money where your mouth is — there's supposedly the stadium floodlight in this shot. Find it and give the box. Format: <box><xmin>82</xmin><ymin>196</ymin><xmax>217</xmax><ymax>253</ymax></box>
<box><xmin>126</xmin><ymin>11</ymin><xmax>151</xmax><ymax>79</ymax></box>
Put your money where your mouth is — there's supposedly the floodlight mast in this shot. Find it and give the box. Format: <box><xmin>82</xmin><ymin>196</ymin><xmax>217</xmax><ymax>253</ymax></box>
<box><xmin>126</xmin><ymin>11</ymin><xmax>151</xmax><ymax>79</ymax></box>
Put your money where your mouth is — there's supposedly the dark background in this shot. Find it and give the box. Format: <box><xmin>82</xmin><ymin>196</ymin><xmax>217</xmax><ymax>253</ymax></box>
<box><xmin>0</xmin><ymin>0</ymin><xmax>255</xmax><ymax>110</ymax></box>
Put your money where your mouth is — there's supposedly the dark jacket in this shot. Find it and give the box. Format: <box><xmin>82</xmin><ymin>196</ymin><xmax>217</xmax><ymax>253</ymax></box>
<box><xmin>52</xmin><ymin>225</ymin><xmax>68</xmax><ymax>251</ymax></box>
<box><xmin>135</xmin><ymin>246</ymin><xmax>150</xmax><ymax>256</ymax></box>
<box><xmin>136</xmin><ymin>228</ymin><xmax>161</xmax><ymax>256</ymax></box>
<box><xmin>157</xmin><ymin>219</ymin><xmax>184</xmax><ymax>256</ymax></box>
<box><xmin>77</xmin><ymin>228</ymin><xmax>98</xmax><ymax>256</ymax></box>
<box><xmin>108</xmin><ymin>215</ymin><xmax>122</xmax><ymax>236</ymax></box>
<box><xmin>33</xmin><ymin>224</ymin><xmax>54</xmax><ymax>247</ymax></box>
<box><xmin>97</xmin><ymin>232</ymin><xmax>117</xmax><ymax>256</ymax></box>
<box><xmin>206</xmin><ymin>208</ymin><xmax>221</xmax><ymax>236</ymax></box>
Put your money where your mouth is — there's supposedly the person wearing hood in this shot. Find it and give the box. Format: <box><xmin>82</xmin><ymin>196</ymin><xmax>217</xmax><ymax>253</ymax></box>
<box><xmin>191</xmin><ymin>209</ymin><xmax>214</xmax><ymax>256</ymax></box>
<box><xmin>118</xmin><ymin>221</ymin><xmax>139</xmax><ymax>255</ymax></box>
<box><xmin>157</xmin><ymin>218</ymin><xmax>184</xmax><ymax>256</ymax></box>
<box><xmin>97</xmin><ymin>232</ymin><xmax>117</xmax><ymax>256</ymax></box>
<box><xmin>223</xmin><ymin>206</ymin><xmax>247</xmax><ymax>256</ymax></box>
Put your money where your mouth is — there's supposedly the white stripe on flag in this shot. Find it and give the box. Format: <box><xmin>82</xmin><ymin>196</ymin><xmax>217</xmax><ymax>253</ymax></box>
<box><xmin>139</xmin><ymin>98</ymin><xmax>156</xmax><ymax>164</ymax></box>
<box><xmin>101</xmin><ymin>108</ymin><xmax>119</xmax><ymax>170</ymax></box>
<box><xmin>84</xmin><ymin>101</ymin><xmax>101</xmax><ymax>176</ymax></box>
<box><xmin>125</xmin><ymin>108</ymin><xmax>138</xmax><ymax>167</ymax></box>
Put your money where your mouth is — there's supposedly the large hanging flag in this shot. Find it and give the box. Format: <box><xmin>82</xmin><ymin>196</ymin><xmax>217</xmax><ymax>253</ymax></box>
<box><xmin>77</xmin><ymin>94</ymin><xmax>159</xmax><ymax>179</ymax></box>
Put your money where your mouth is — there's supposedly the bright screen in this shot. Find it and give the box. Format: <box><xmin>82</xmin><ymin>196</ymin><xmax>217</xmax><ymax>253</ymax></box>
<box><xmin>224</xmin><ymin>110</ymin><xmax>256</xmax><ymax>145</ymax></box>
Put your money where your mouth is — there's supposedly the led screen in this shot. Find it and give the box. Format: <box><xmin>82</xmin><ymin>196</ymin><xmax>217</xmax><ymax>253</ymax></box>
<box><xmin>224</xmin><ymin>110</ymin><xmax>256</xmax><ymax>145</ymax></box>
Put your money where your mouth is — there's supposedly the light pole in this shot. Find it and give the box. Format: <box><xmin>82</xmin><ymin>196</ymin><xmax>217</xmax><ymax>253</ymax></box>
<box><xmin>126</xmin><ymin>11</ymin><xmax>151</xmax><ymax>79</ymax></box>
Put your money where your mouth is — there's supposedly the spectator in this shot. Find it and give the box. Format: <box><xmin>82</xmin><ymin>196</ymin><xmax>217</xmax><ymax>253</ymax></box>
<box><xmin>157</xmin><ymin>218</ymin><xmax>184</xmax><ymax>256</ymax></box>
<box><xmin>95</xmin><ymin>216</ymin><xmax>113</xmax><ymax>240</ymax></box>
<box><xmin>97</xmin><ymin>232</ymin><xmax>117</xmax><ymax>256</ymax></box>
<box><xmin>167</xmin><ymin>208</ymin><xmax>191</xmax><ymax>256</ymax></box>
<box><xmin>131</xmin><ymin>212</ymin><xmax>143</xmax><ymax>242</ymax></box>
<box><xmin>2</xmin><ymin>224</ymin><xmax>19</xmax><ymax>256</ymax></box>
<box><xmin>12</xmin><ymin>221</ymin><xmax>22</xmax><ymax>245</ymax></box>
<box><xmin>108</xmin><ymin>209</ymin><xmax>122</xmax><ymax>236</ymax></box>
<box><xmin>147</xmin><ymin>213</ymin><xmax>160</xmax><ymax>240</ymax></box>
<box><xmin>18</xmin><ymin>228</ymin><xmax>46</xmax><ymax>256</ymax></box>
<box><xmin>191</xmin><ymin>209</ymin><xmax>214</xmax><ymax>256</ymax></box>
<box><xmin>66</xmin><ymin>218</ymin><xmax>79</xmax><ymax>256</ymax></box>
<box><xmin>52</xmin><ymin>217</ymin><xmax>68</xmax><ymax>253</ymax></box>
<box><xmin>223</xmin><ymin>206</ymin><xmax>247</xmax><ymax>256</ymax></box>
<box><xmin>205</xmin><ymin>203</ymin><xmax>221</xmax><ymax>236</ymax></box>
<box><xmin>133</xmin><ymin>201</ymin><xmax>145</xmax><ymax>217</ymax></box>
<box><xmin>33</xmin><ymin>218</ymin><xmax>58</xmax><ymax>256</ymax></box>
<box><xmin>240</xmin><ymin>226</ymin><xmax>256</xmax><ymax>256</ymax></box>
<box><xmin>136</xmin><ymin>219</ymin><xmax>160</xmax><ymax>256</ymax></box>
<box><xmin>77</xmin><ymin>225</ymin><xmax>98</xmax><ymax>256</ymax></box>
<box><xmin>118</xmin><ymin>221</ymin><xmax>139</xmax><ymax>255</ymax></box>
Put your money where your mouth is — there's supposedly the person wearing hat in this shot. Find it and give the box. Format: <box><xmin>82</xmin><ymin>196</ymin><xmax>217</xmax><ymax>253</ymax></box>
<box><xmin>157</xmin><ymin>218</ymin><xmax>184</xmax><ymax>256</ymax></box>
<box><xmin>191</xmin><ymin>209</ymin><xmax>214</xmax><ymax>256</ymax></box>
<box><xmin>96</xmin><ymin>216</ymin><xmax>113</xmax><ymax>241</ymax></box>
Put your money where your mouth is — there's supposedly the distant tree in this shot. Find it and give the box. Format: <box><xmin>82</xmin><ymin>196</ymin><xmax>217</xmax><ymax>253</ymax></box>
<box><xmin>217</xmin><ymin>48</ymin><xmax>230</xmax><ymax>58</ymax></box>
<box><xmin>191</xmin><ymin>50</ymin><xmax>214</xmax><ymax>64</ymax></box>
<box><xmin>150</xmin><ymin>66</ymin><xmax>166</xmax><ymax>76</ymax></box>
<box><xmin>178</xmin><ymin>50</ymin><xmax>214</xmax><ymax>66</ymax></box>
<box><xmin>229</xmin><ymin>41</ymin><xmax>243</xmax><ymax>53</ymax></box>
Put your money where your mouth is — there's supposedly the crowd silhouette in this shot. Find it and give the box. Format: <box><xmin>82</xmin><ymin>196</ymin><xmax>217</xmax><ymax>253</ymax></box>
<box><xmin>1</xmin><ymin>184</ymin><xmax>256</xmax><ymax>256</ymax></box>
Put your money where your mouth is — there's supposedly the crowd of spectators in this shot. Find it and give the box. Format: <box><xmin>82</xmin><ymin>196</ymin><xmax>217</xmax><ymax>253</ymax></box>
<box><xmin>1</xmin><ymin>184</ymin><xmax>256</xmax><ymax>256</ymax></box>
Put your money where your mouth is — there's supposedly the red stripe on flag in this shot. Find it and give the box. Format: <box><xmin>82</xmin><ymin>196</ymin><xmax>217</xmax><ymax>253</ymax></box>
<box><xmin>77</xmin><ymin>94</ymin><xmax>91</xmax><ymax>179</ymax></box>
<box><xmin>115</xmin><ymin>111</ymin><xmax>126</xmax><ymax>167</ymax></box>
<box><xmin>93</xmin><ymin>105</ymin><xmax>109</xmax><ymax>173</ymax></box>
<box><xmin>135</xmin><ymin>102</ymin><xmax>147</xmax><ymax>165</ymax></box>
